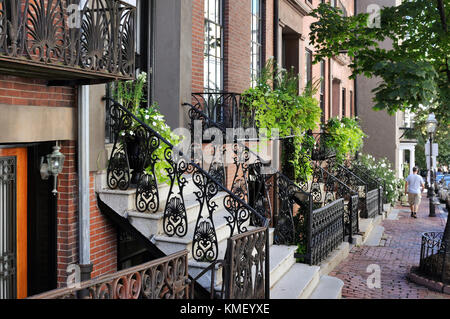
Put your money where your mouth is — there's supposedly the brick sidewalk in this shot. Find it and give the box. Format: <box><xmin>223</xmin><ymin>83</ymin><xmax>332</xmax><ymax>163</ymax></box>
<box><xmin>329</xmin><ymin>195</ymin><xmax>450</xmax><ymax>299</ymax></box>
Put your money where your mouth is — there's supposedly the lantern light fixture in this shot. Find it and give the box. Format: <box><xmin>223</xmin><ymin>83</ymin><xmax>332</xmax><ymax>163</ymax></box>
<box><xmin>40</xmin><ymin>144</ymin><xmax>65</xmax><ymax>195</ymax></box>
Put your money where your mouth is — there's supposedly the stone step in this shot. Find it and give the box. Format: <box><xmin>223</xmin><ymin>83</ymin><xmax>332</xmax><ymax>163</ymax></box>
<box><xmin>364</xmin><ymin>225</ymin><xmax>385</xmax><ymax>246</ymax></box>
<box><xmin>318</xmin><ymin>242</ymin><xmax>350</xmax><ymax>277</ymax></box>
<box><xmin>97</xmin><ymin>174</ymin><xmax>197</xmax><ymax>214</ymax></box>
<box><xmin>126</xmin><ymin>191</ymin><xmax>228</xmax><ymax>238</ymax></box>
<box><xmin>154</xmin><ymin>208</ymin><xmax>238</xmax><ymax>259</ymax></box>
<box><xmin>309</xmin><ymin>275</ymin><xmax>344</xmax><ymax>299</ymax></box>
<box><xmin>359</xmin><ymin>214</ymin><xmax>384</xmax><ymax>244</ymax></box>
<box><xmin>270</xmin><ymin>263</ymin><xmax>320</xmax><ymax>299</ymax></box>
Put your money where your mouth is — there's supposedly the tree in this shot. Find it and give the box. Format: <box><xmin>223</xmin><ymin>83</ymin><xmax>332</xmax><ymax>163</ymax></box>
<box><xmin>309</xmin><ymin>0</ymin><xmax>450</xmax><ymax>125</ymax></box>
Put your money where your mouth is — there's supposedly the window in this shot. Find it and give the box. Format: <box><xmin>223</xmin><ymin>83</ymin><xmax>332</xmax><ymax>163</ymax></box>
<box><xmin>342</xmin><ymin>87</ymin><xmax>346</xmax><ymax>117</ymax></box>
<box><xmin>204</xmin><ymin>0</ymin><xmax>223</xmax><ymax>93</ymax></box>
<box><xmin>305</xmin><ymin>49</ymin><xmax>312</xmax><ymax>87</ymax></box>
<box><xmin>251</xmin><ymin>0</ymin><xmax>263</xmax><ymax>87</ymax></box>
<box><xmin>320</xmin><ymin>60</ymin><xmax>325</xmax><ymax>123</ymax></box>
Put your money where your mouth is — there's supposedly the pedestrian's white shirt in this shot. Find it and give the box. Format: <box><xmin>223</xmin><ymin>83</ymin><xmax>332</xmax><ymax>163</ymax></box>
<box><xmin>406</xmin><ymin>174</ymin><xmax>424</xmax><ymax>194</ymax></box>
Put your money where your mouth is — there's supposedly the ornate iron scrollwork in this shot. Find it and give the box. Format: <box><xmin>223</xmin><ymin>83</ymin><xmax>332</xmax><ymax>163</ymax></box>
<box><xmin>191</xmin><ymin>169</ymin><xmax>220</xmax><ymax>262</ymax></box>
<box><xmin>274</xmin><ymin>174</ymin><xmax>296</xmax><ymax>245</ymax></box>
<box><xmin>162</xmin><ymin>148</ymin><xmax>188</xmax><ymax>238</ymax></box>
<box><xmin>107</xmin><ymin>103</ymin><xmax>132</xmax><ymax>190</ymax></box>
<box><xmin>0</xmin><ymin>0</ymin><xmax>135</xmax><ymax>79</ymax></box>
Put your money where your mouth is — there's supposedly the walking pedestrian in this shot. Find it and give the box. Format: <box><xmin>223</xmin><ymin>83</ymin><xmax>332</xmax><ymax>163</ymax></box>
<box><xmin>404</xmin><ymin>167</ymin><xmax>425</xmax><ymax>218</ymax></box>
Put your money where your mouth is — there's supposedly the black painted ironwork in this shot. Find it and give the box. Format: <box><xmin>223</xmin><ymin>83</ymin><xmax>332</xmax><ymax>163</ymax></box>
<box><xmin>184</xmin><ymin>102</ymin><xmax>350</xmax><ymax>266</ymax></box>
<box><xmin>0</xmin><ymin>156</ymin><xmax>17</xmax><ymax>299</ymax></box>
<box><xmin>309</xmin><ymin>132</ymin><xmax>336</xmax><ymax>161</ymax></box>
<box><xmin>105</xmin><ymin>98</ymin><xmax>269</xmax><ymax>263</ymax></box>
<box><xmin>0</xmin><ymin>0</ymin><xmax>135</xmax><ymax>81</ymax></box>
<box><xmin>364</xmin><ymin>189</ymin><xmax>379</xmax><ymax>219</ymax></box>
<box><xmin>189</xmin><ymin>226</ymin><xmax>270</xmax><ymax>299</ymax></box>
<box><xmin>419</xmin><ymin>232</ymin><xmax>449</xmax><ymax>285</ymax></box>
<box><xmin>311</xmin><ymin>164</ymin><xmax>359</xmax><ymax>243</ymax></box>
<box><xmin>309</xmin><ymin>198</ymin><xmax>345</xmax><ymax>265</ymax></box>
<box><xmin>191</xmin><ymin>92</ymin><xmax>257</xmax><ymax>131</ymax></box>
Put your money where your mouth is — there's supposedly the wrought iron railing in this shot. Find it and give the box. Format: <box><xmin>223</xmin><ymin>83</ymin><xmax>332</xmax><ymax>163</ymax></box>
<box><xmin>27</xmin><ymin>250</ymin><xmax>190</xmax><ymax>299</ymax></box>
<box><xmin>309</xmin><ymin>198</ymin><xmax>345</xmax><ymax>265</ymax></box>
<box><xmin>189</xmin><ymin>227</ymin><xmax>269</xmax><ymax>299</ymax></box>
<box><xmin>191</xmin><ymin>92</ymin><xmax>257</xmax><ymax>131</ymax></box>
<box><xmin>309</xmin><ymin>132</ymin><xmax>336</xmax><ymax>161</ymax></box>
<box><xmin>419</xmin><ymin>232</ymin><xmax>449</xmax><ymax>285</ymax></box>
<box><xmin>105</xmin><ymin>98</ymin><xmax>269</xmax><ymax>263</ymax></box>
<box><xmin>352</xmin><ymin>165</ymin><xmax>384</xmax><ymax>214</ymax></box>
<box><xmin>364</xmin><ymin>189</ymin><xmax>380</xmax><ymax>219</ymax></box>
<box><xmin>184</xmin><ymin>102</ymin><xmax>312</xmax><ymax>247</ymax></box>
<box><xmin>184</xmin><ymin>102</ymin><xmax>350</xmax><ymax>266</ymax></box>
<box><xmin>312</xmin><ymin>165</ymin><xmax>359</xmax><ymax>243</ymax></box>
<box><xmin>331</xmin><ymin>163</ymin><xmax>369</xmax><ymax>219</ymax></box>
<box><xmin>0</xmin><ymin>0</ymin><xmax>135</xmax><ymax>81</ymax></box>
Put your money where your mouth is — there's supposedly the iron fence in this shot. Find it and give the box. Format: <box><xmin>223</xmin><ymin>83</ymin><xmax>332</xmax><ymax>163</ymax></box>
<box><xmin>309</xmin><ymin>198</ymin><xmax>345</xmax><ymax>265</ymax></box>
<box><xmin>419</xmin><ymin>232</ymin><xmax>450</xmax><ymax>285</ymax></box>
<box><xmin>363</xmin><ymin>189</ymin><xmax>380</xmax><ymax>219</ymax></box>
<box><xmin>27</xmin><ymin>250</ymin><xmax>190</xmax><ymax>299</ymax></box>
<box><xmin>0</xmin><ymin>0</ymin><xmax>135</xmax><ymax>81</ymax></box>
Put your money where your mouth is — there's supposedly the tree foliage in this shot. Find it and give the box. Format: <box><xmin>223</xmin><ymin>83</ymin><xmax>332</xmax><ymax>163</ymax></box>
<box><xmin>309</xmin><ymin>1</ymin><xmax>450</xmax><ymax>124</ymax></box>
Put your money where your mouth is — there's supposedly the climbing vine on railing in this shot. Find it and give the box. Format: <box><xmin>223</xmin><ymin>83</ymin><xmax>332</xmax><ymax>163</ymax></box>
<box><xmin>323</xmin><ymin>117</ymin><xmax>366</xmax><ymax>164</ymax></box>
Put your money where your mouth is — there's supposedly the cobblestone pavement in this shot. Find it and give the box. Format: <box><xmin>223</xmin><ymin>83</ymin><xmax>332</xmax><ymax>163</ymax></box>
<box><xmin>329</xmin><ymin>195</ymin><xmax>450</xmax><ymax>299</ymax></box>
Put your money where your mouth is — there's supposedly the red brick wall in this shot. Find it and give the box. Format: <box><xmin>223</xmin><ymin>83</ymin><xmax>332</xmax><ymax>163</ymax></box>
<box><xmin>56</xmin><ymin>140</ymin><xmax>79</xmax><ymax>287</ymax></box>
<box><xmin>0</xmin><ymin>75</ymin><xmax>75</xmax><ymax>107</ymax></box>
<box><xmin>192</xmin><ymin>0</ymin><xmax>205</xmax><ymax>93</ymax></box>
<box><xmin>192</xmin><ymin>0</ymin><xmax>254</xmax><ymax>94</ymax></box>
<box><xmin>56</xmin><ymin>149</ymin><xmax>118</xmax><ymax>286</ymax></box>
<box><xmin>89</xmin><ymin>173</ymin><xmax>117</xmax><ymax>278</ymax></box>
<box><xmin>223</xmin><ymin>0</ymin><xmax>252</xmax><ymax>93</ymax></box>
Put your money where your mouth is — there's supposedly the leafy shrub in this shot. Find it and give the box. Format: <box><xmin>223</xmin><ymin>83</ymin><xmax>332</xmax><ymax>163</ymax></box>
<box><xmin>355</xmin><ymin>154</ymin><xmax>403</xmax><ymax>205</ymax></box>
<box><xmin>240</xmin><ymin>59</ymin><xmax>322</xmax><ymax>180</ymax></box>
<box><xmin>323</xmin><ymin>117</ymin><xmax>366</xmax><ymax>164</ymax></box>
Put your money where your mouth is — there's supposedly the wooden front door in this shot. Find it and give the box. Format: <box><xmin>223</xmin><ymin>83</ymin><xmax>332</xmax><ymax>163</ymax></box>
<box><xmin>0</xmin><ymin>148</ymin><xmax>27</xmax><ymax>299</ymax></box>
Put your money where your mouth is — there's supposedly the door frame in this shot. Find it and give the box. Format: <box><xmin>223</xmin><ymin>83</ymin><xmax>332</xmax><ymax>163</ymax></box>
<box><xmin>0</xmin><ymin>147</ymin><xmax>27</xmax><ymax>299</ymax></box>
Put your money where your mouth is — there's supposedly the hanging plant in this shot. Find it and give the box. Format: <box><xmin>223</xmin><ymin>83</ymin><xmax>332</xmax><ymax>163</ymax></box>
<box><xmin>323</xmin><ymin>116</ymin><xmax>366</xmax><ymax>164</ymax></box>
<box><xmin>240</xmin><ymin>59</ymin><xmax>322</xmax><ymax>181</ymax></box>
<box><xmin>113</xmin><ymin>73</ymin><xmax>181</xmax><ymax>185</ymax></box>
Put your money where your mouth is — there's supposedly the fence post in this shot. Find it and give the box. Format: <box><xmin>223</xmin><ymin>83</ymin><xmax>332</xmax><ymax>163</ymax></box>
<box><xmin>307</xmin><ymin>194</ymin><xmax>313</xmax><ymax>265</ymax></box>
<box><xmin>265</xmin><ymin>227</ymin><xmax>270</xmax><ymax>299</ymax></box>
<box><xmin>348</xmin><ymin>197</ymin><xmax>353</xmax><ymax>244</ymax></box>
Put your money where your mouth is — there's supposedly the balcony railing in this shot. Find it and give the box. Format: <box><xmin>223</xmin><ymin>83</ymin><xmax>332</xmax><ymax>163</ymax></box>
<box><xmin>191</xmin><ymin>92</ymin><xmax>257</xmax><ymax>132</ymax></box>
<box><xmin>0</xmin><ymin>0</ymin><xmax>135</xmax><ymax>83</ymax></box>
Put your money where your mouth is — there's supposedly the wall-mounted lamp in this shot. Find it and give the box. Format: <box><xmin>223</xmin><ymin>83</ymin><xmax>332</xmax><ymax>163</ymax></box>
<box><xmin>40</xmin><ymin>145</ymin><xmax>66</xmax><ymax>195</ymax></box>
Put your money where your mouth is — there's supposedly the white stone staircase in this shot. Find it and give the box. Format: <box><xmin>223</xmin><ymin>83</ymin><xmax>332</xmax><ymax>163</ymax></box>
<box><xmin>96</xmin><ymin>171</ymin><xmax>344</xmax><ymax>299</ymax></box>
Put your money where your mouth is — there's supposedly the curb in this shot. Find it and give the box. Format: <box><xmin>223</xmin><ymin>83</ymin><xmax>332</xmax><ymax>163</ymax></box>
<box><xmin>407</xmin><ymin>266</ymin><xmax>450</xmax><ymax>295</ymax></box>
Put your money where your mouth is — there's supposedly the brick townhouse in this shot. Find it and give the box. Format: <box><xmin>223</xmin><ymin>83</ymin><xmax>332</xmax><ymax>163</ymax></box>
<box><xmin>0</xmin><ymin>0</ymin><xmax>357</xmax><ymax>299</ymax></box>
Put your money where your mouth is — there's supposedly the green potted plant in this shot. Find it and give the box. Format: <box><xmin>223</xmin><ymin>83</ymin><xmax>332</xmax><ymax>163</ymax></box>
<box><xmin>113</xmin><ymin>72</ymin><xmax>180</xmax><ymax>185</ymax></box>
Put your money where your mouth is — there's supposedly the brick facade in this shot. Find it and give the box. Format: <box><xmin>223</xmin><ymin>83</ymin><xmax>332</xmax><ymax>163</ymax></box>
<box><xmin>0</xmin><ymin>75</ymin><xmax>75</xmax><ymax>108</ymax></box>
<box><xmin>192</xmin><ymin>0</ymin><xmax>205</xmax><ymax>93</ymax></box>
<box><xmin>0</xmin><ymin>74</ymin><xmax>117</xmax><ymax>289</ymax></box>
<box><xmin>56</xmin><ymin>140</ymin><xmax>79</xmax><ymax>287</ymax></box>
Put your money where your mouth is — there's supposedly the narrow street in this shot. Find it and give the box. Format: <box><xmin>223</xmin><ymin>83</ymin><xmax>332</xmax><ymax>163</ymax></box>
<box><xmin>330</xmin><ymin>196</ymin><xmax>450</xmax><ymax>299</ymax></box>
